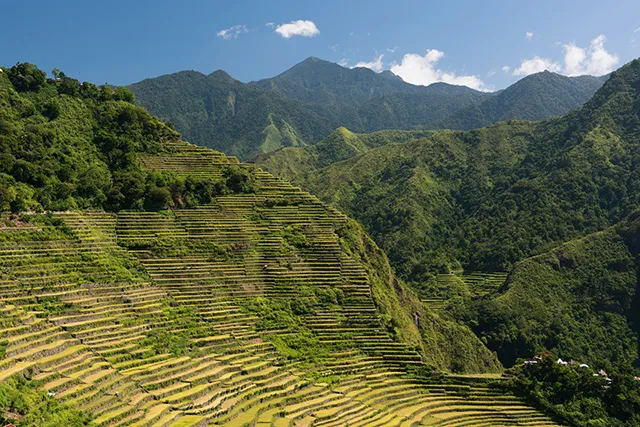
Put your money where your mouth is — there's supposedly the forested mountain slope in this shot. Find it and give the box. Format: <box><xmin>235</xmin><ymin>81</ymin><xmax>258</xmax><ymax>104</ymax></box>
<box><xmin>130</xmin><ymin>57</ymin><xmax>604</xmax><ymax>159</ymax></box>
<box><xmin>460</xmin><ymin>212</ymin><xmax>640</xmax><ymax>368</ymax></box>
<box><xmin>0</xmin><ymin>63</ymin><xmax>562</xmax><ymax>427</ymax></box>
<box><xmin>256</xmin><ymin>58</ymin><xmax>640</xmax><ymax>297</ymax></box>
<box><xmin>437</xmin><ymin>71</ymin><xmax>607</xmax><ymax>129</ymax></box>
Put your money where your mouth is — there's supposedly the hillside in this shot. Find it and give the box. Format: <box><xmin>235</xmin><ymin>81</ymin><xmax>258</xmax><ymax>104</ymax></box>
<box><xmin>437</xmin><ymin>72</ymin><xmax>608</xmax><ymax>129</ymax></box>
<box><xmin>257</xmin><ymin>58</ymin><xmax>640</xmax><ymax>285</ymax></box>
<box><xmin>459</xmin><ymin>212</ymin><xmax>640</xmax><ymax>368</ymax></box>
<box><xmin>130</xmin><ymin>57</ymin><xmax>604</xmax><ymax>160</ymax></box>
<box><xmin>0</xmin><ymin>63</ymin><xmax>562</xmax><ymax>426</ymax></box>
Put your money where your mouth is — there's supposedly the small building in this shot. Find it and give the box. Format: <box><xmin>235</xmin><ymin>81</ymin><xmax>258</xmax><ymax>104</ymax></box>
<box><xmin>535</xmin><ymin>352</ymin><xmax>555</xmax><ymax>360</ymax></box>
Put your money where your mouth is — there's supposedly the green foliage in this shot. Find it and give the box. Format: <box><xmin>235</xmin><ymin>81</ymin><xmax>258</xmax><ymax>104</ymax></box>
<box><xmin>223</xmin><ymin>165</ymin><xmax>254</xmax><ymax>193</ymax></box>
<box><xmin>505</xmin><ymin>356</ymin><xmax>640</xmax><ymax>427</ymax></box>
<box><xmin>459</xmin><ymin>215</ymin><xmax>640</xmax><ymax>369</ymax></box>
<box><xmin>7</xmin><ymin>62</ymin><xmax>46</xmax><ymax>92</ymax></box>
<box><xmin>142</xmin><ymin>301</ymin><xmax>210</xmax><ymax>357</ymax></box>
<box><xmin>257</xmin><ymin>58</ymin><xmax>640</xmax><ymax>376</ymax></box>
<box><xmin>239</xmin><ymin>296</ymin><xmax>329</xmax><ymax>361</ymax></box>
<box><xmin>131</xmin><ymin>57</ymin><xmax>599</xmax><ymax>160</ymax></box>
<box><xmin>336</xmin><ymin>218</ymin><xmax>502</xmax><ymax>373</ymax></box>
<box><xmin>0</xmin><ymin>64</ymin><xmax>256</xmax><ymax>213</ymax></box>
<box><xmin>282</xmin><ymin>225</ymin><xmax>311</xmax><ymax>249</ymax></box>
<box><xmin>257</xmin><ymin>59</ymin><xmax>640</xmax><ymax>290</ymax></box>
<box><xmin>0</xmin><ymin>374</ymin><xmax>93</xmax><ymax>426</ymax></box>
<box><xmin>437</xmin><ymin>71</ymin><xmax>606</xmax><ymax>130</ymax></box>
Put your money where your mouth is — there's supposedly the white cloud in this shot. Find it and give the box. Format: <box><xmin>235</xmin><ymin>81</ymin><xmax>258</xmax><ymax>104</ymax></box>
<box><xmin>216</xmin><ymin>24</ymin><xmax>248</xmax><ymax>40</ymax></box>
<box><xmin>525</xmin><ymin>32</ymin><xmax>534</xmax><ymax>40</ymax></box>
<box><xmin>390</xmin><ymin>49</ymin><xmax>488</xmax><ymax>91</ymax></box>
<box><xmin>562</xmin><ymin>35</ymin><xmax>618</xmax><ymax>76</ymax></box>
<box><xmin>513</xmin><ymin>56</ymin><xmax>562</xmax><ymax>76</ymax></box>
<box><xmin>487</xmin><ymin>70</ymin><xmax>496</xmax><ymax>77</ymax></box>
<box><xmin>386</xmin><ymin>46</ymin><xmax>398</xmax><ymax>53</ymax></box>
<box><xmin>274</xmin><ymin>20</ymin><xmax>319</xmax><ymax>38</ymax></box>
<box><xmin>563</xmin><ymin>44</ymin><xmax>587</xmax><ymax>76</ymax></box>
<box><xmin>265</xmin><ymin>22</ymin><xmax>275</xmax><ymax>28</ymax></box>
<box><xmin>512</xmin><ymin>34</ymin><xmax>618</xmax><ymax>77</ymax></box>
<box><xmin>338</xmin><ymin>58</ymin><xmax>348</xmax><ymax>67</ymax></box>
<box><xmin>353</xmin><ymin>54</ymin><xmax>385</xmax><ymax>72</ymax></box>
<box><xmin>502</xmin><ymin>66</ymin><xmax>511</xmax><ymax>73</ymax></box>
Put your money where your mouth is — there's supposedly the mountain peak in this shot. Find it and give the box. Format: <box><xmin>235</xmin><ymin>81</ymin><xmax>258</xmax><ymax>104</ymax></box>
<box><xmin>209</xmin><ymin>69</ymin><xmax>233</xmax><ymax>79</ymax></box>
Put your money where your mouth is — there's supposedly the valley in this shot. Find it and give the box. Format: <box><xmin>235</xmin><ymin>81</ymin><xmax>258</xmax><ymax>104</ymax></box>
<box><xmin>1</xmin><ymin>16</ymin><xmax>639</xmax><ymax>425</ymax></box>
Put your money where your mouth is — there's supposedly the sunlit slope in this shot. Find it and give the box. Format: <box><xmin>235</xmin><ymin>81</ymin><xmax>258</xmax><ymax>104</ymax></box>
<box><xmin>0</xmin><ymin>142</ymin><xmax>556</xmax><ymax>426</ymax></box>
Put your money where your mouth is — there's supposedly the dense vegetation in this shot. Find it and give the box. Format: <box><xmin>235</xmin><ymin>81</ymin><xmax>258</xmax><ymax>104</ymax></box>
<box><xmin>0</xmin><ymin>374</ymin><xmax>93</xmax><ymax>426</ymax></box>
<box><xmin>458</xmin><ymin>213</ymin><xmax>640</xmax><ymax>369</ymax></box>
<box><xmin>257</xmin><ymin>59</ymin><xmax>639</xmax><ymax>290</ymax></box>
<box><xmin>505</xmin><ymin>356</ymin><xmax>640</xmax><ymax>427</ymax></box>
<box><xmin>437</xmin><ymin>71</ymin><xmax>607</xmax><ymax>129</ymax></box>
<box><xmin>257</xmin><ymin>58</ymin><xmax>640</xmax><ymax>383</ymax></box>
<box><xmin>0</xmin><ymin>62</ymin><xmax>254</xmax><ymax>213</ymax></box>
<box><xmin>130</xmin><ymin>56</ymin><xmax>603</xmax><ymax>159</ymax></box>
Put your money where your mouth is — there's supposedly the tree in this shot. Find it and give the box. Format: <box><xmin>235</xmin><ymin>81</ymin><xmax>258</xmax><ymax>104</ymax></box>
<box><xmin>42</xmin><ymin>99</ymin><xmax>60</xmax><ymax>120</ymax></box>
<box><xmin>145</xmin><ymin>186</ymin><xmax>172</xmax><ymax>210</ymax></box>
<box><xmin>7</xmin><ymin>62</ymin><xmax>46</xmax><ymax>92</ymax></box>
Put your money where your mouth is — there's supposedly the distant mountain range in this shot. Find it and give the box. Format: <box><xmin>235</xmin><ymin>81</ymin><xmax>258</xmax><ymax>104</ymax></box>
<box><xmin>129</xmin><ymin>57</ymin><xmax>607</xmax><ymax>159</ymax></box>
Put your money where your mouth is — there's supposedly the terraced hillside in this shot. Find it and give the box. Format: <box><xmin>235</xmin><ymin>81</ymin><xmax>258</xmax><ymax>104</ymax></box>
<box><xmin>423</xmin><ymin>272</ymin><xmax>508</xmax><ymax>311</ymax></box>
<box><xmin>0</xmin><ymin>141</ymin><xmax>558</xmax><ymax>426</ymax></box>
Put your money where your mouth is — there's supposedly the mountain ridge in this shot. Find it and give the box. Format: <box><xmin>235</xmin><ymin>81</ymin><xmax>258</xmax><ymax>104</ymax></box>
<box><xmin>130</xmin><ymin>56</ymin><xmax>606</xmax><ymax>159</ymax></box>
<box><xmin>256</xmin><ymin>58</ymin><xmax>640</xmax><ymax>372</ymax></box>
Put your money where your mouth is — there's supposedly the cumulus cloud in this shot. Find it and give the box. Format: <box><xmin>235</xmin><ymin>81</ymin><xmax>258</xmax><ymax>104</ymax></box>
<box><xmin>274</xmin><ymin>20</ymin><xmax>319</xmax><ymax>38</ymax></box>
<box><xmin>513</xmin><ymin>56</ymin><xmax>562</xmax><ymax>76</ymax></box>
<box><xmin>353</xmin><ymin>54</ymin><xmax>385</xmax><ymax>72</ymax></box>
<box><xmin>525</xmin><ymin>32</ymin><xmax>534</xmax><ymax>40</ymax></box>
<box><xmin>562</xmin><ymin>35</ymin><xmax>618</xmax><ymax>76</ymax></box>
<box><xmin>502</xmin><ymin>66</ymin><xmax>511</xmax><ymax>73</ymax></box>
<box><xmin>338</xmin><ymin>58</ymin><xmax>348</xmax><ymax>67</ymax></box>
<box><xmin>512</xmin><ymin>34</ymin><xmax>618</xmax><ymax>77</ymax></box>
<box><xmin>389</xmin><ymin>49</ymin><xmax>488</xmax><ymax>91</ymax></box>
<box><xmin>216</xmin><ymin>24</ymin><xmax>249</xmax><ymax>40</ymax></box>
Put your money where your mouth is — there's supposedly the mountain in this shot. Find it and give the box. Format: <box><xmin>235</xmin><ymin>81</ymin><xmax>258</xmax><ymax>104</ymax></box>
<box><xmin>0</xmin><ymin>62</ymin><xmax>568</xmax><ymax>427</ymax></box>
<box><xmin>460</xmin><ymin>211</ymin><xmax>640</xmax><ymax>368</ymax></box>
<box><xmin>126</xmin><ymin>69</ymin><xmax>329</xmax><ymax>160</ymax></box>
<box><xmin>130</xmin><ymin>57</ymin><xmax>605</xmax><ymax>160</ymax></box>
<box><xmin>438</xmin><ymin>71</ymin><xmax>609</xmax><ymax>129</ymax></box>
<box><xmin>251</xmin><ymin>56</ymin><xmax>427</xmax><ymax>104</ymax></box>
<box><xmin>257</xmin><ymin>58</ymin><xmax>638</xmax><ymax>281</ymax></box>
<box><xmin>257</xmin><ymin>58</ymin><xmax>640</xmax><ymax>373</ymax></box>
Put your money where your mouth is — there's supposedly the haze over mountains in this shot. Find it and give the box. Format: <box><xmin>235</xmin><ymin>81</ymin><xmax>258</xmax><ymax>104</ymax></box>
<box><xmin>130</xmin><ymin>57</ymin><xmax>607</xmax><ymax>159</ymax></box>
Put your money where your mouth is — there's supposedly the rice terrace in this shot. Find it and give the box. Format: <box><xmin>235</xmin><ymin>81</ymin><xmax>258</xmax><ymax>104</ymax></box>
<box><xmin>1</xmin><ymin>1</ymin><xmax>640</xmax><ymax>426</ymax></box>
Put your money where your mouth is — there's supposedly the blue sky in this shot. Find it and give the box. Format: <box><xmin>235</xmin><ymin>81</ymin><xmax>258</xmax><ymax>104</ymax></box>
<box><xmin>1</xmin><ymin>0</ymin><xmax>639</xmax><ymax>90</ymax></box>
